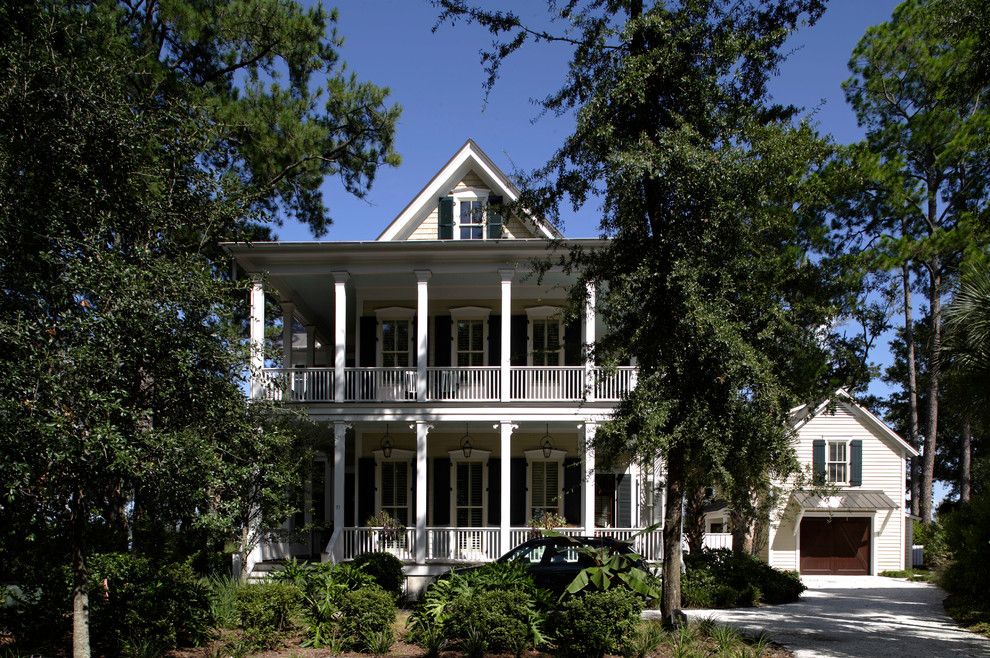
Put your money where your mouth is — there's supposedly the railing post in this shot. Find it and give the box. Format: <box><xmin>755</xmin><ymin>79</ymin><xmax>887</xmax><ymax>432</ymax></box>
<box><xmin>584</xmin><ymin>281</ymin><xmax>596</xmax><ymax>400</ymax></box>
<box><xmin>415</xmin><ymin>270</ymin><xmax>430</xmax><ymax>401</ymax></box>
<box><xmin>332</xmin><ymin>272</ymin><xmax>348</xmax><ymax>402</ymax></box>
<box><xmin>582</xmin><ymin>423</ymin><xmax>596</xmax><ymax>533</ymax></box>
<box><xmin>249</xmin><ymin>276</ymin><xmax>265</xmax><ymax>399</ymax></box>
<box><xmin>499</xmin><ymin>269</ymin><xmax>513</xmax><ymax>401</ymax></box>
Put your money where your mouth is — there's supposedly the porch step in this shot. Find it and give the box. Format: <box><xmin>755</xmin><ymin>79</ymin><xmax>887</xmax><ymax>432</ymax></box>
<box><xmin>246</xmin><ymin>559</ymin><xmax>287</xmax><ymax>583</ymax></box>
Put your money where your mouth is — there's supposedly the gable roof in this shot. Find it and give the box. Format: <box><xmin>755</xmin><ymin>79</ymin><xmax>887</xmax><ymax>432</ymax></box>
<box><xmin>376</xmin><ymin>139</ymin><xmax>562</xmax><ymax>241</ymax></box>
<box><xmin>788</xmin><ymin>388</ymin><xmax>919</xmax><ymax>457</ymax></box>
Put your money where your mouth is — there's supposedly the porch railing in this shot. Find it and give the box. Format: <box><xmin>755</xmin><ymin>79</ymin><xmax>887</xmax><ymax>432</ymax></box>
<box><xmin>700</xmin><ymin>532</ymin><xmax>733</xmax><ymax>551</ymax></box>
<box><xmin>257</xmin><ymin>365</ymin><xmax>637</xmax><ymax>403</ymax></box>
<box><xmin>426</xmin><ymin>527</ymin><xmax>501</xmax><ymax>561</ymax></box>
<box><xmin>341</xmin><ymin>526</ymin><xmax>416</xmax><ymax>561</ymax></box>
<box><xmin>594</xmin><ymin>527</ymin><xmax>664</xmax><ymax>562</ymax></box>
<box><xmin>427</xmin><ymin>367</ymin><xmax>500</xmax><ymax>401</ymax></box>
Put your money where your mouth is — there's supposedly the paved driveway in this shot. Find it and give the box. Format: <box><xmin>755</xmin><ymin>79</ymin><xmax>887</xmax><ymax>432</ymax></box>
<box><xmin>673</xmin><ymin>576</ymin><xmax>990</xmax><ymax>657</ymax></box>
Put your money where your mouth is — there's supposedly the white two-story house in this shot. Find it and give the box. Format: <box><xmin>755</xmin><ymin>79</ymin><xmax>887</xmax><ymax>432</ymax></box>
<box><xmin>226</xmin><ymin>140</ymin><xmax>914</xmax><ymax>588</ymax></box>
<box><xmin>225</xmin><ymin>140</ymin><xmax>662</xmax><ymax>591</ymax></box>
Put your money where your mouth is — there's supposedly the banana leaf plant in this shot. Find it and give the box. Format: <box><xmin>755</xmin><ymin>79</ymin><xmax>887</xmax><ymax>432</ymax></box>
<box><xmin>557</xmin><ymin>529</ymin><xmax>662</xmax><ymax>600</ymax></box>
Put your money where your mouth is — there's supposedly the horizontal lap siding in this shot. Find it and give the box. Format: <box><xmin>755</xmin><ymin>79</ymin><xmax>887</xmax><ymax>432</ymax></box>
<box><xmin>407</xmin><ymin>206</ymin><xmax>440</xmax><ymax>241</ymax></box>
<box><xmin>769</xmin><ymin>404</ymin><xmax>906</xmax><ymax>572</ymax></box>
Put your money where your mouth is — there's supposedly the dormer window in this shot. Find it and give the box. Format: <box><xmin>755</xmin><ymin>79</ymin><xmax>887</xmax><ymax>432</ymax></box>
<box><xmin>438</xmin><ymin>192</ymin><xmax>504</xmax><ymax>240</ymax></box>
<box><xmin>459</xmin><ymin>200</ymin><xmax>484</xmax><ymax>239</ymax></box>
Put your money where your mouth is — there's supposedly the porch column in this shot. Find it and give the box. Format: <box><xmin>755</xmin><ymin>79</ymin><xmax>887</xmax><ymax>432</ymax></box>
<box><xmin>281</xmin><ymin>302</ymin><xmax>295</xmax><ymax>368</ymax></box>
<box><xmin>415</xmin><ymin>421</ymin><xmax>430</xmax><ymax>563</ymax></box>
<box><xmin>499</xmin><ymin>421</ymin><xmax>515</xmax><ymax>554</ymax></box>
<box><xmin>332</xmin><ymin>421</ymin><xmax>347</xmax><ymax>561</ymax></box>
<box><xmin>582</xmin><ymin>423</ymin><xmax>597</xmax><ymax>532</ymax></box>
<box><xmin>305</xmin><ymin>324</ymin><xmax>316</xmax><ymax>367</ymax></box>
<box><xmin>332</xmin><ymin>272</ymin><xmax>348</xmax><ymax>402</ymax></box>
<box><xmin>584</xmin><ymin>281</ymin><xmax>596</xmax><ymax>400</ymax></box>
<box><xmin>249</xmin><ymin>277</ymin><xmax>265</xmax><ymax>399</ymax></box>
<box><xmin>629</xmin><ymin>459</ymin><xmax>641</xmax><ymax>528</ymax></box>
<box><xmin>499</xmin><ymin>269</ymin><xmax>513</xmax><ymax>401</ymax></box>
<box><xmin>415</xmin><ymin>270</ymin><xmax>431</xmax><ymax>401</ymax></box>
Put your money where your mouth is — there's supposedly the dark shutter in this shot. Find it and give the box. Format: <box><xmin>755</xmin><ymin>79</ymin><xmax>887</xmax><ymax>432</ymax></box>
<box><xmin>410</xmin><ymin>459</ymin><xmax>417</xmax><ymax>521</ymax></box>
<box><xmin>411</xmin><ymin>317</ymin><xmax>418</xmax><ymax>368</ymax></box>
<box><xmin>357</xmin><ymin>457</ymin><xmax>375</xmax><ymax>525</ymax></box>
<box><xmin>344</xmin><ymin>472</ymin><xmax>355</xmax><ymax>527</ymax></box>
<box><xmin>510</xmin><ymin>458</ymin><xmax>527</xmax><ymax>526</ymax></box>
<box><xmin>359</xmin><ymin>316</ymin><xmax>376</xmax><ymax>366</ymax></box>
<box><xmin>813</xmin><ymin>439</ymin><xmax>826</xmax><ymax>485</ymax></box>
<box><xmin>616</xmin><ymin>472</ymin><xmax>632</xmax><ymax>528</ymax></box>
<box><xmin>434</xmin><ymin>315</ymin><xmax>452</xmax><ymax>367</ymax></box>
<box><xmin>850</xmin><ymin>439</ymin><xmax>863</xmax><ymax>486</ymax></box>
<box><xmin>438</xmin><ymin>196</ymin><xmax>454</xmax><ymax>240</ymax></box>
<box><xmin>510</xmin><ymin>315</ymin><xmax>528</xmax><ymax>366</ymax></box>
<box><xmin>563</xmin><ymin>457</ymin><xmax>581</xmax><ymax>525</ymax></box>
<box><xmin>487</xmin><ymin>194</ymin><xmax>504</xmax><ymax>239</ymax></box>
<box><xmin>488</xmin><ymin>458</ymin><xmax>500</xmax><ymax>525</ymax></box>
<box><xmin>488</xmin><ymin>316</ymin><xmax>501</xmax><ymax>366</ymax></box>
<box><xmin>433</xmin><ymin>457</ymin><xmax>451</xmax><ymax>525</ymax></box>
<box><xmin>563</xmin><ymin>317</ymin><xmax>581</xmax><ymax>366</ymax></box>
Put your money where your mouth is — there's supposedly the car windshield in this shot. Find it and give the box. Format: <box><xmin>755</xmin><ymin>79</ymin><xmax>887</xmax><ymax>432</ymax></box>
<box><xmin>504</xmin><ymin>542</ymin><xmax>547</xmax><ymax>564</ymax></box>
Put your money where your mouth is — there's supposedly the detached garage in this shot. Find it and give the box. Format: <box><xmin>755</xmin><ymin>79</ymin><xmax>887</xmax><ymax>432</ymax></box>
<box><xmin>792</xmin><ymin>491</ymin><xmax>900</xmax><ymax>576</ymax></box>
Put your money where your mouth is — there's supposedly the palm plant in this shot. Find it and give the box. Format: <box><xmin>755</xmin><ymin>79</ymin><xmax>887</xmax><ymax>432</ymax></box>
<box><xmin>945</xmin><ymin>267</ymin><xmax>990</xmax><ymax>400</ymax></box>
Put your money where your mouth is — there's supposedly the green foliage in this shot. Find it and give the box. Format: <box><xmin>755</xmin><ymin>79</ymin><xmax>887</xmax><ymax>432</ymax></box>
<box><xmin>352</xmin><ymin>551</ymin><xmax>406</xmax><ymax>597</ymax></box>
<box><xmin>682</xmin><ymin>548</ymin><xmax>804</xmax><ymax>608</ymax></box>
<box><xmin>562</xmin><ymin>540</ymin><xmax>660</xmax><ymax>600</ymax></box>
<box><xmin>363</xmin><ymin>627</ymin><xmax>396</xmax><ymax>657</ymax></box>
<box><xmin>914</xmin><ymin>518</ymin><xmax>950</xmax><ymax>568</ymax></box>
<box><xmin>337</xmin><ymin>586</ymin><xmax>397</xmax><ymax>652</ymax></box>
<box><xmin>235</xmin><ymin>582</ymin><xmax>301</xmax><ymax>649</ymax></box>
<box><xmin>940</xmin><ymin>491</ymin><xmax>990</xmax><ymax>598</ymax></box>
<box><xmin>204</xmin><ymin>574</ymin><xmax>245</xmax><ymax>630</ymax></box>
<box><xmin>444</xmin><ymin>589</ymin><xmax>543</xmax><ymax>654</ymax></box>
<box><xmin>548</xmin><ymin>588</ymin><xmax>643</xmax><ymax>658</ymax></box>
<box><xmin>879</xmin><ymin>569</ymin><xmax>934</xmax><ymax>582</ymax></box>
<box><xmin>624</xmin><ymin>620</ymin><xmax>666</xmax><ymax>658</ymax></box>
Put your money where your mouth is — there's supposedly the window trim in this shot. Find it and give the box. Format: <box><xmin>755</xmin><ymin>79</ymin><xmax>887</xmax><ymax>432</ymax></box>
<box><xmin>452</xmin><ymin>188</ymin><xmax>490</xmax><ymax>241</ymax></box>
<box><xmin>449</xmin><ymin>448</ymin><xmax>490</xmax><ymax>527</ymax></box>
<box><xmin>826</xmin><ymin>439</ymin><xmax>851</xmax><ymax>485</ymax></box>
<box><xmin>373</xmin><ymin>448</ymin><xmax>414</xmax><ymax>526</ymax></box>
<box><xmin>524</xmin><ymin>448</ymin><xmax>566</xmax><ymax>522</ymax></box>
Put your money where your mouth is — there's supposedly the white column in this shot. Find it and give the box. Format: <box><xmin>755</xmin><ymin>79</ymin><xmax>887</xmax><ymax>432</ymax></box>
<box><xmin>415</xmin><ymin>421</ymin><xmax>430</xmax><ymax>563</ymax></box>
<box><xmin>628</xmin><ymin>459</ymin><xmax>641</xmax><ymax>528</ymax></box>
<box><xmin>281</xmin><ymin>302</ymin><xmax>295</xmax><ymax>368</ymax></box>
<box><xmin>499</xmin><ymin>269</ymin><xmax>513</xmax><ymax>401</ymax></box>
<box><xmin>582</xmin><ymin>423</ymin><xmax>597</xmax><ymax>532</ymax></box>
<box><xmin>332</xmin><ymin>422</ymin><xmax>347</xmax><ymax>561</ymax></box>
<box><xmin>249</xmin><ymin>277</ymin><xmax>265</xmax><ymax>398</ymax></box>
<box><xmin>499</xmin><ymin>421</ymin><xmax>515</xmax><ymax>554</ymax></box>
<box><xmin>415</xmin><ymin>270</ymin><xmax>431</xmax><ymax>401</ymax></box>
<box><xmin>584</xmin><ymin>281</ymin><xmax>596</xmax><ymax>400</ymax></box>
<box><xmin>332</xmin><ymin>272</ymin><xmax>348</xmax><ymax>402</ymax></box>
<box><xmin>305</xmin><ymin>325</ymin><xmax>316</xmax><ymax>367</ymax></box>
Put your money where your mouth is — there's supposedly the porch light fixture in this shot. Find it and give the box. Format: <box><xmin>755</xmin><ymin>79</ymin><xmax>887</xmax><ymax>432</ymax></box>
<box><xmin>541</xmin><ymin>424</ymin><xmax>554</xmax><ymax>459</ymax></box>
<box><xmin>460</xmin><ymin>423</ymin><xmax>473</xmax><ymax>459</ymax></box>
<box><xmin>380</xmin><ymin>424</ymin><xmax>393</xmax><ymax>458</ymax></box>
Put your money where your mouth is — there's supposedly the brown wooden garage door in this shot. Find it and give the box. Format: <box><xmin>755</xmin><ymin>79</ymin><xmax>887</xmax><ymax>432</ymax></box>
<box><xmin>800</xmin><ymin>517</ymin><xmax>870</xmax><ymax>575</ymax></box>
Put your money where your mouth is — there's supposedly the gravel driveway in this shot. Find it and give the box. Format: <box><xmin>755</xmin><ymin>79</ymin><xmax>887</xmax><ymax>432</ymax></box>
<box><xmin>670</xmin><ymin>576</ymin><xmax>990</xmax><ymax>657</ymax></box>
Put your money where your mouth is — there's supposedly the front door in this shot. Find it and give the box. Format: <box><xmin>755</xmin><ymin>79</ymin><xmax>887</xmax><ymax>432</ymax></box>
<box><xmin>800</xmin><ymin>517</ymin><xmax>871</xmax><ymax>575</ymax></box>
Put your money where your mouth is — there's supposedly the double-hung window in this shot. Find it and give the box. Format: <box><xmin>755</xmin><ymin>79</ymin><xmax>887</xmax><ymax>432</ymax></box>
<box><xmin>380</xmin><ymin>319</ymin><xmax>411</xmax><ymax>368</ymax></box>
<box><xmin>531</xmin><ymin>319</ymin><xmax>562</xmax><ymax>366</ymax></box>
<box><xmin>380</xmin><ymin>461</ymin><xmax>409</xmax><ymax>525</ymax></box>
<box><xmin>456</xmin><ymin>319</ymin><xmax>485</xmax><ymax>366</ymax></box>
<box><xmin>459</xmin><ymin>200</ymin><xmax>484</xmax><ymax>240</ymax></box>
<box><xmin>827</xmin><ymin>441</ymin><xmax>849</xmax><ymax>484</ymax></box>
<box><xmin>530</xmin><ymin>460</ymin><xmax>560</xmax><ymax>520</ymax></box>
<box><xmin>456</xmin><ymin>461</ymin><xmax>484</xmax><ymax>527</ymax></box>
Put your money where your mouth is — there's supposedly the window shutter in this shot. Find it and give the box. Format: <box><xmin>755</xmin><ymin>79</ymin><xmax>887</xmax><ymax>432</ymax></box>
<box><xmin>563</xmin><ymin>317</ymin><xmax>581</xmax><ymax>366</ymax></box>
<box><xmin>510</xmin><ymin>315</ymin><xmax>528</xmax><ymax>366</ymax></box>
<box><xmin>438</xmin><ymin>196</ymin><xmax>454</xmax><ymax>240</ymax></box>
<box><xmin>433</xmin><ymin>457</ymin><xmax>451</xmax><ymax>525</ymax></box>
<box><xmin>359</xmin><ymin>316</ymin><xmax>376</xmax><ymax>366</ymax></box>
<box><xmin>510</xmin><ymin>458</ymin><xmax>527</xmax><ymax>525</ymax></box>
<box><xmin>344</xmin><ymin>472</ymin><xmax>355</xmax><ymax>526</ymax></box>
<box><xmin>487</xmin><ymin>194</ymin><xmax>504</xmax><ymax>239</ymax></box>
<box><xmin>488</xmin><ymin>458</ymin><xmax>500</xmax><ymax>525</ymax></box>
<box><xmin>358</xmin><ymin>457</ymin><xmax>375</xmax><ymax>525</ymax></box>
<box><xmin>563</xmin><ymin>458</ymin><xmax>581</xmax><ymax>525</ymax></box>
<box><xmin>488</xmin><ymin>316</ymin><xmax>501</xmax><ymax>366</ymax></box>
<box><xmin>812</xmin><ymin>439</ymin><xmax>826</xmax><ymax>485</ymax></box>
<box><xmin>616</xmin><ymin>473</ymin><xmax>632</xmax><ymax>528</ymax></box>
<box><xmin>850</xmin><ymin>439</ymin><xmax>863</xmax><ymax>486</ymax></box>
<box><xmin>433</xmin><ymin>315</ymin><xmax>452</xmax><ymax>367</ymax></box>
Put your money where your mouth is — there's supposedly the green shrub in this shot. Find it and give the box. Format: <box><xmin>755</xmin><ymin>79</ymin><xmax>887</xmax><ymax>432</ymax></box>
<box><xmin>914</xmin><ymin>518</ymin><xmax>950</xmax><ymax>568</ymax></box>
<box><xmin>444</xmin><ymin>589</ymin><xmax>539</xmax><ymax>654</ymax></box>
<box><xmin>204</xmin><ymin>573</ymin><xmax>243</xmax><ymax>629</ymax></box>
<box><xmin>940</xmin><ymin>491</ymin><xmax>990</xmax><ymax>598</ymax></box>
<box><xmin>681</xmin><ymin>548</ymin><xmax>803</xmax><ymax>608</ymax></box>
<box><xmin>548</xmin><ymin>588</ymin><xmax>642</xmax><ymax>658</ymax></box>
<box><xmin>338</xmin><ymin>585</ymin><xmax>397</xmax><ymax>651</ymax></box>
<box><xmin>352</xmin><ymin>551</ymin><xmax>405</xmax><ymax>596</ymax></box>
<box><xmin>235</xmin><ymin>582</ymin><xmax>301</xmax><ymax>648</ymax></box>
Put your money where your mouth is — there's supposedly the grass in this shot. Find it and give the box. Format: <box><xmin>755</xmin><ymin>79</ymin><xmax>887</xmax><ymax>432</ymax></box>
<box><xmin>878</xmin><ymin>568</ymin><xmax>935</xmax><ymax>583</ymax></box>
<box><xmin>944</xmin><ymin>593</ymin><xmax>990</xmax><ymax>639</ymax></box>
<box><xmin>626</xmin><ymin>618</ymin><xmax>790</xmax><ymax>658</ymax></box>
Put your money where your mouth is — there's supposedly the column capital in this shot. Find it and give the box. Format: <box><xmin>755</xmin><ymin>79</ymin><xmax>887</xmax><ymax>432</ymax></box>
<box><xmin>498</xmin><ymin>268</ymin><xmax>515</xmax><ymax>282</ymax></box>
<box><xmin>409</xmin><ymin>421</ymin><xmax>434</xmax><ymax>433</ymax></box>
<box><xmin>331</xmin><ymin>270</ymin><xmax>349</xmax><ymax>284</ymax></box>
<box><xmin>414</xmin><ymin>269</ymin><xmax>432</xmax><ymax>283</ymax></box>
<box><xmin>494</xmin><ymin>421</ymin><xmax>519</xmax><ymax>433</ymax></box>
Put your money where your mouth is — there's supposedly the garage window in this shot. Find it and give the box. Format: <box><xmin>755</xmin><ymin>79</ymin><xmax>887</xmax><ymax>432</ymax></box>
<box><xmin>827</xmin><ymin>441</ymin><xmax>849</xmax><ymax>484</ymax></box>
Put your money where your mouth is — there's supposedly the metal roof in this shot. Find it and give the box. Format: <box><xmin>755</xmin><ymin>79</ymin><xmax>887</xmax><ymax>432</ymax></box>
<box><xmin>792</xmin><ymin>490</ymin><xmax>899</xmax><ymax>512</ymax></box>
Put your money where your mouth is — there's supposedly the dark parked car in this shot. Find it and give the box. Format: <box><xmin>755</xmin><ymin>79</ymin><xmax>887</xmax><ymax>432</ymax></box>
<box><xmin>451</xmin><ymin>535</ymin><xmax>646</xmax><ymax>596</ymax></box>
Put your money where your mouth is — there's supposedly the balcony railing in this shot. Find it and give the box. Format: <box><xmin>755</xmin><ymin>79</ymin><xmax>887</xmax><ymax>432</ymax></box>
<box><xmin>258</xmin><ymin>365</ymin><xmax>637</xmax><ymax>403</ymax></box>
<box><xmin>341</xmin><ymin>526</ymin><xmax>416</xmax><ymax>562</ymax></box>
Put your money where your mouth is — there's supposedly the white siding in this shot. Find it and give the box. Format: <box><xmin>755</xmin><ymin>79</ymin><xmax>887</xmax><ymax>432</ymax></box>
<box><xmin>767</xmin><ymin>402</ymin><xmax>907</xmax><ymax>573</ymax></box>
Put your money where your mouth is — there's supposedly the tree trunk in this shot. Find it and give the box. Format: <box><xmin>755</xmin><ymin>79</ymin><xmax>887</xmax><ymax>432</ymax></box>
<box><xmin>684</xmin><ymin>484</ymin><xmax>705</xmax><ymax>555</ymax></box>
<box><xmin>660</xmin><ymin>445</ymin><xmax>685</xmax><ymax>627</ymax></box>
<box><xmin>902</xmin><ymin>261</ymin><xmax>922</xmax><ymax>517</ymax></box>
<box><xmin>729</xmin><ymin>508</ymin><xmax>752</xmax><ymax>555</ymax></box>
<box><xmin>239</xmin><ymin>522</ymin><xmax>252</xmax><ymax>581</ymax></box>
<box><xmin>960</xmin><ymin>417</ymin><xmax>972</xmax><ymax>503</ymax></box>
<box><xmin>921</xmin><ymin>257</ymin><xmax>942</xmax><ymax>524</ymax></box>
<box><xmin>71</xmin><ymin>491</ymin><xmax>91</xmax><ymax>658</ymax></box>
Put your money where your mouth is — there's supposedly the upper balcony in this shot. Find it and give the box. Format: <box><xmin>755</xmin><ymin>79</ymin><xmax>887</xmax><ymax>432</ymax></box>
<box><xmin>255</xmin><ymin>364</ymin><xmax>637</xmax><ymax>404</ymax></box>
